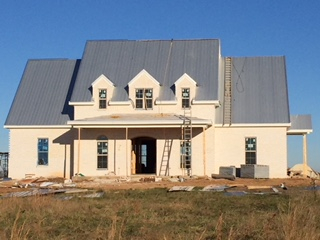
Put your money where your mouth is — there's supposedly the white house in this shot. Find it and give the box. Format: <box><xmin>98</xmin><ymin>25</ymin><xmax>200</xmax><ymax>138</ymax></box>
<box><xmin>4</xmin><ymin>39</ymin><xmax>312</xmax><ymax>179</ymax></box>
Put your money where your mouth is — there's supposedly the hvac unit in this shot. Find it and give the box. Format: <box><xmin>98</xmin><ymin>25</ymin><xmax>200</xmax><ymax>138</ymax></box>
<box><xmin>240</xmin><ymin>164</ymin><xmax>269</xmax><ymax>179</ymax></box>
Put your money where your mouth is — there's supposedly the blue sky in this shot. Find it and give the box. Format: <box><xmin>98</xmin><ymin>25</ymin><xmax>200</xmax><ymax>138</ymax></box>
<box><xmin>1</xmin><ymin>1</ymin><xmax>319</xmax><ymax>170</ymax></box>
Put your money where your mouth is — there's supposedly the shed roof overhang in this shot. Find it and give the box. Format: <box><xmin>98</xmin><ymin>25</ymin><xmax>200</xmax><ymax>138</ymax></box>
<box><xmin>67</xmin><ymin>114</ymin><xmax>212</xmax><ymax>128</ymax></box>
<box><xmin>287</xmin><ymin>129</ymin><xmax>313</xmax><ymax>135</ymax></box>
<box><xmin>287</xmin><ymin>115</ymin><xmax>313</xmax><ymax>135</ymax></box>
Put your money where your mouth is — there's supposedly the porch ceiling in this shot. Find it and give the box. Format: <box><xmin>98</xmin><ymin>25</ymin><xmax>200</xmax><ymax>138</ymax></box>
<box><xmin>67</xmin><ymin>113</ymin><xmax>212</xmax><ymax>128</ymax></box>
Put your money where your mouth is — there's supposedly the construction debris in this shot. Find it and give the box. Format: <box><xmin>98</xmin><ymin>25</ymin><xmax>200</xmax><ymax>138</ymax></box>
<box><xmin>211</xmin><ymin>174</ymin><xmax>235</xmax><ymax>181</ymax></box>
<box><xmin>288</xmin><ymin>164</ymin><xmax>320</xmax><ymax>179</ymax></box>
<box><xmin>247</xmin><ymin>185</ymin><xmax>272</xmax><ymax>190</ymax></box>
<box><xmin>167</xmin><ymin>184</ymin><xmax>283</xmax><ymax>195</ymax></box>
<box><xmin>168</xmin><ymin>186</ymin><xmax>195</xmax><ymax>192</ymax></box>
<box><xmin>80</xmin><ymin>192</ymin><xmax>104</xmax><ymax>198</ymax></box>
<box><xmin>2</xmin><ymin>189</ymin><xmax>66</xmax><ymax>198</ymax></box>
<box><xmin>202</xmin><ymin>185</ymin><xmax>233</xmax><ymax>192</ymax></box>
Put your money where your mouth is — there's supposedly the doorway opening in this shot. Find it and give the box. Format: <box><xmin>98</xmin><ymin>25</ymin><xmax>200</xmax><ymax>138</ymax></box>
<box><xmin>132</xmin><ymin>137</ymin><xmax>156</xmax><ymax>174</ymax></box>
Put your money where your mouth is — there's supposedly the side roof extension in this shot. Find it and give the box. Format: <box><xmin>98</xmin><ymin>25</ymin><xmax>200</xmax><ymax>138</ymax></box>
<box><xmin>5</xmin><ymin>59</ymin><xmax>80</xmax><ymax>126</ymax></box>
<box><xmin>231</xmin><ymin>56</ymin><xmax>290</xmax><ymax>124</ymax></box>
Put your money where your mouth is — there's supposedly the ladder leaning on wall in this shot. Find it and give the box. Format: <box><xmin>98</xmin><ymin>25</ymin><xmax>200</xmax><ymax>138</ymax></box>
<box><xmin>181</xmin><ymin>108</ymin><xmax>192</xmax><ymax>176</ymax></box>
<box><xmin>223</xmin><ymin>57</ymin><xmax>232</xmax><ymax>125</ymax></box>
<box><xmin>159</xmin><ymin>139</ymin><xmax>173</xmax><ymax>176</ymax></box>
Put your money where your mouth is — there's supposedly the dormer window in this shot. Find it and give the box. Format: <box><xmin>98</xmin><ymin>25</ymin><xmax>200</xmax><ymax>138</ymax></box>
<box><xmin>136</xmin><ymin>88</ymin><xmax>153</xmax><ymax>109</ymax></box>
<box><xmin>99</xmin><ymin>89</ymin><xmax>107</xmax><ymax>109</ymax></box>
<box><xmin>182</xmin><ymin>88</ymin><xmax>190</xmax><ymax>108</ymax></box>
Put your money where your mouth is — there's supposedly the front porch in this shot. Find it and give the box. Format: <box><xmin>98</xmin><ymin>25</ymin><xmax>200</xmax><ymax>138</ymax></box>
<box><xmin>68</xmin><ymin>113</ymin><xmax>213</xmax><ymax>178</ymax></box>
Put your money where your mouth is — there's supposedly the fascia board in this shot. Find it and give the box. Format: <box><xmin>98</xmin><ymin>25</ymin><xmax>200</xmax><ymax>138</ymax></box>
<box><xmin>69</xmin><ymin>101</ymin><xmax>94</xmax><ymax>106</ymax></box>
<box><xmin>91</xmin><ymin>74</ymin><xmax>115</xmax><ymax>88</ymax></box>
<box><xmin>287</xmin><ymin>129</ymin><xmax>313</xmax><ymax>135</ymax></box>
<box><xmin>215</xmin><ymin>123</ymin><xmax>291</xmax><ymax>127</ymax></box>
<box><xmin>174</xmin><ymin>73</ymin><xmax>197</xmax><ymax>86</ymax></box>
<box><xmin>4</xmin><ymin>125</ymin><xmax>71</xmax><ymax>129</ymax></box>
<box><xmin>192</xmin><ymin>100</ymin><xmax>220</xmax><ymax>106</ymax></box>
<box><xmin>127</xmin><ymin>69</ymin><xmax>160</xmax><ymax>86</ymax></box>
<box><xmin>68</xmin><ymin>119</ymin><xmax>212</xmax><ymax>128</ymax></box>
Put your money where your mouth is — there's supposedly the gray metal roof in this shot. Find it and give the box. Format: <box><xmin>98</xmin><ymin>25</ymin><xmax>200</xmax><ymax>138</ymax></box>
<box><xmin>70</xmin><ymin>39</ymin><xmax>220</xmax><ymax>102</ymax></box>
<box><xmin>5</xmin><ymin>59</ymin><xmax>79</xmax><ymax>126</ymax></box>
<box><xmin>231</xmin><ymin>56</ymin><xmax>290</xmax><ymax>124</ymax></box>
<box><xmin>288</xmin><ymin>114</ymin><xmax>313</xmax><ymax>134</ymax></box>
<box><xmin>6</xmin><ymin>40</ymin><xmax>299</xmax><ymax>127</ymax></box>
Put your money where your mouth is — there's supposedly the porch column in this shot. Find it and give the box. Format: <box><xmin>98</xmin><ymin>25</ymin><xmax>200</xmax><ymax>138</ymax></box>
<box><xmin>77</xmin><ymin>128</ymin><xmax>81</xmax><ymax>175</ymax></box>
<box><xmin>126</xmin><ymin>127</ymin><xmax>128</xmax><ymax>177</ymax></box>
<box><xmin>303</xmin><ymin>133</ymin><xmax>308</xmax><ymax>177</ymax></box>
<box><xmin>203</xmin><ymin>127</ymin><xmax>207</xmax><ymax>176</ymax></box>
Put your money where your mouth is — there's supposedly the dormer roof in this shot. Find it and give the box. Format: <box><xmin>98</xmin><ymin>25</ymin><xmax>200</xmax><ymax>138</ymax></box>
<box><xmin>70</xmin><ymin>39</ymin><xmax>220</xmax><ymax>103</ymax></box>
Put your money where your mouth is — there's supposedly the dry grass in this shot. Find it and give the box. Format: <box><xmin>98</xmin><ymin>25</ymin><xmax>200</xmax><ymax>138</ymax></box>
<box><xmin>0</xmin><ymin>188</ymin><xmax>320</xmax><ymax>239</ymax></box>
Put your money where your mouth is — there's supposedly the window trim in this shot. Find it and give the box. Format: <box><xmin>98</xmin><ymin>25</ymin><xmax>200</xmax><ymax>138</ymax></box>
<box><xmin>38</xmin><ymin>138</ymin><xmax>49</xmax><ymax>166</ymax></box>
<box><xmin>245</xmin><ymin>137</ymin><xmax>257</xmax><ymax>164</ymax></box>
<box><xmin>182</xmin><ymin>88</ymin><xmax>190</xmax><ymax>109</ymax></box>
<box><xmin>98</xmin><ymin>89</ymin><xmax>107</xmax><ymax>109</ymax></box>
<box><xmin>97</xmin><ymin>135</ymin><xmax>108</xmax><ymax>169</ymax></box>
<box><xmin>135</xmin><ymin>88</ymin><xmax>153</xmax><ymax>110</ymax></box>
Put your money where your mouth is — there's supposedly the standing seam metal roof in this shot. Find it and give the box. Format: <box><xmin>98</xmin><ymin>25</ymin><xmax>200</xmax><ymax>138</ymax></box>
<box><xmin>5</xmin><ymin>59</ymin><xmax>79</xmax><ymax>125</ymax></box>
<box><xmin>289</xmin><ymin>115</ymin><xmax>312</xmax><ymax>131</ymax></box>
<box><xmin>231</xmin><ymin>56</ymin><xmax>290</xmax><ymax>124</ymax></box>
<box><xmin>70</xmin><ymin>39</ymin><xmax>220</xmax><ymax>102</ymax></box>
<box><xmin>5</xmin><ymin>40</ymin><xmax>297</xmax><ymax>127</ymax></box>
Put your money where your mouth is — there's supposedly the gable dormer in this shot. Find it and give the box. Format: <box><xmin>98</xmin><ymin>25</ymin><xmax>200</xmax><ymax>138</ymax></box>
<box><xmin>128</xmin><ymin>70</ymin><xmax>160</xmax><ymax>110</ymax></box>
<box><xmin>91</xmin><ymin>74</ymin><xmax>115</xmax><ymax>109</ymax></box>
<box><xmin>174</xmin><ymin>73</ymin><xmax>197</xmax><ymax>108</ymax></box>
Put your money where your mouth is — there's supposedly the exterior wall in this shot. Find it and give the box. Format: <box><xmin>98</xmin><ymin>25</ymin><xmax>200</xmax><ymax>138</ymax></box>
<box><xmin>73</xmin><ymin>128</ymin><xmax>129</xmax><ymax>176</ymax></box>
<box><xmin>73</xmin><ymin>126</ymin><xmax>216</xmax><ymax>177</ymax></box>
<box><xmin>8</xmin><ymin>124</ymin><xmax>288</xmax><ymax>179</ymax></box>
<box><xmin>214</xmin><ymin>126</ymin><xmax>288</xmax><ymax>178</ymax></box>
<box><xmin>75</xmin><ymin>103</ymin><xmax>215</xmax><ymax>120</ymax></box>
<box><xmin>73</xmin><ymin>70</ymin><xmax>216</xmax><ymax>120</ymax></box>
<box><xmin>8</xmin><ymin>128</ymin><xmax>75</xmax><ymax>179</ymax></box>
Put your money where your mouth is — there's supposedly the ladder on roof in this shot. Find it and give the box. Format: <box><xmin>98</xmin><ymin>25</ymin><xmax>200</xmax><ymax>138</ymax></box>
<box><xmin>223</xmin><ymin>57</ymin><xmax>232</xmax><ymax>126</ymax></box>
<box><xmin>159</xmin><ymin>139</ymin><xmax>173</xmax><ymax>176</ymax></box>
<box><xmin>181</xmin><ymin>108</ymin><xmax>192</xmax><ymax>176</ymax></box>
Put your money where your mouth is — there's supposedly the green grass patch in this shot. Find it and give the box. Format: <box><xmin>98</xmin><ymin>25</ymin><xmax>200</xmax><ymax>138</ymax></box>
<box><xmin>1</xmin><ymin>188</ymin><xmax>320</xmax><ymax>239</ymax></box>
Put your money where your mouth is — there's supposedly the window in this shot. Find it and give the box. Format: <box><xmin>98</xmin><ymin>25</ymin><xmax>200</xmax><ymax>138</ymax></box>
<box><xmin>99</xmin><ymin>89</ymin><xmax>107</xmax><ymax>109</ymax></box>
<box><xmin>135</xmin><ymin>88</ymin><xmax>153</xmax><ymax>109</ymax></box>
<box><xmin>180</xmin><ymin>141</ymin><xmax>191</xmax><ymax>168</ymax></box>
<box><xmin>182</xmin><ymin>88</ymin><xmax>190</xmax><ymax>108</ymax></box>
<box><xmin>97</xmin><ymin>135</ymin><xmax>108</xmax><ymax>168</ymax></box>
<box><xmin>38</xmin><ymin>138</ymin><xmax>48</xmax><ymax>165</ymax></box>
<box><xmin>245</xmin><ymin>137</ymin><xmax>257</xmax><ymax>164</ymax></box>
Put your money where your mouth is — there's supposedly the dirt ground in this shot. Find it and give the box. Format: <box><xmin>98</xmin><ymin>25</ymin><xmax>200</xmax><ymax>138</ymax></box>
<box><xmin>0</xmin><ymin>176</ymin><xmax>315</xmax><ymax>194</ymax></box>
<box><xmin>75</xmin><ymin>176</ymin><xmax>314</xmax><ymax>191</ymax></box>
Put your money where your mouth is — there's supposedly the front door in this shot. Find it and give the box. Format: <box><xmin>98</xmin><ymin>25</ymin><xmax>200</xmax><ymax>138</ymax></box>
<box><xmin>132</xmin><ymin>137</ymin><xmax>156</xmax><ymax>174</ymax></box>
